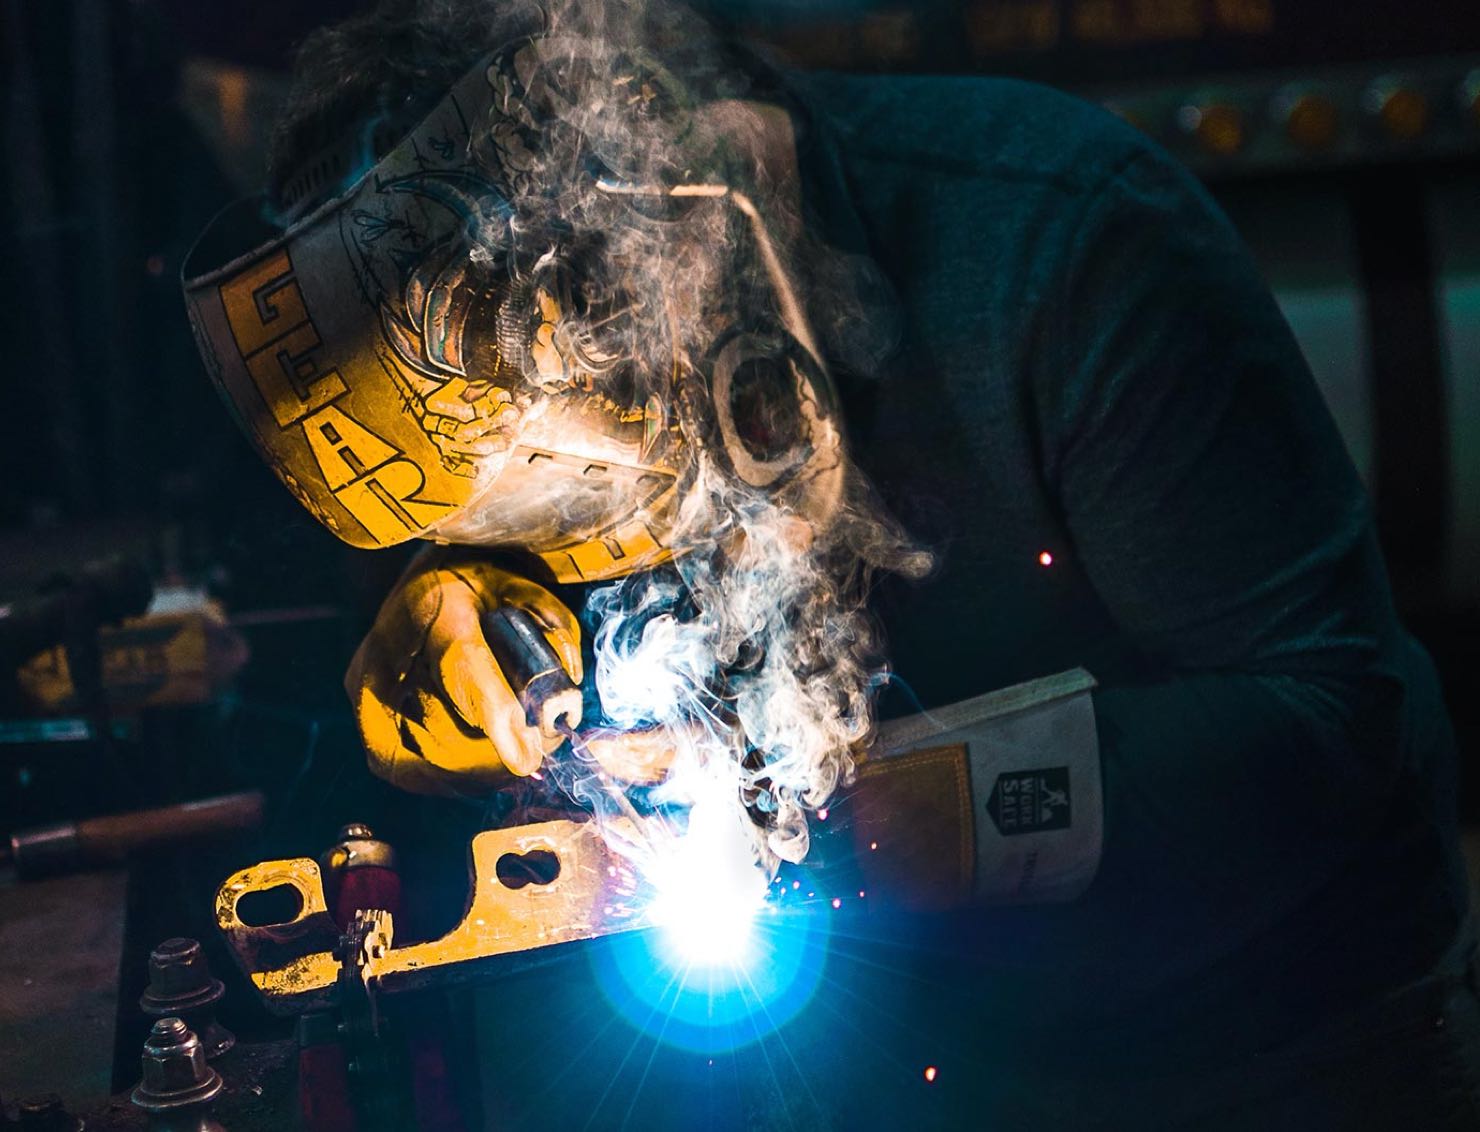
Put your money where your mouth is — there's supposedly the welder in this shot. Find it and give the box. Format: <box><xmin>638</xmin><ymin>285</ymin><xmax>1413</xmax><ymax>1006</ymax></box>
<box><xmin>183</xmin><ymin>0</ymin><xmax>1477</xmax><ymax>1127</ymax></box>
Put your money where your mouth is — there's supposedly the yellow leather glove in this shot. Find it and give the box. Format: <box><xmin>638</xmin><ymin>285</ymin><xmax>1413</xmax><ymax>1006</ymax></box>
<box><xmin>345</xmin><ymin>549</ymin><xmax>583</xmax><ymax>796</ymax></box>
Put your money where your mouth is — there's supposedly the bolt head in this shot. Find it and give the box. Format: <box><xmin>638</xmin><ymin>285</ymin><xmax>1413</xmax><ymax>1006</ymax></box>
<box><xmin>133</xmin><ymin>1018</ymin><xmax>223</xmax><ymax>1112</ymax></box>
<box><xmin>140</xmin><ymin>937</ymin><xmax>224</xmax><ymax>1014</ymax></box>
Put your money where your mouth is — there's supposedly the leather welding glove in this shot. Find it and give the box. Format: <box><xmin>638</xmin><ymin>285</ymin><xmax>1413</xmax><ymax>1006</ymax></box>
<box><xmin>345</xmin><ymin>547</ymin><xmax>583</xmax><ymax>796</ymax></box>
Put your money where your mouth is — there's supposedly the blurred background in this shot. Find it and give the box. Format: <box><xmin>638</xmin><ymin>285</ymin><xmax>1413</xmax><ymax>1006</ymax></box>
<box><xmin>2</xmin><ymin>0</ymin><xmax>1479</xmax><ymax>1116</ymax></box>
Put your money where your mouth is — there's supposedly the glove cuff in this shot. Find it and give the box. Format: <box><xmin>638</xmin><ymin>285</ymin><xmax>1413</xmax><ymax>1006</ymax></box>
<box><xmin>853</xmin><ymin>668</ymin><xmax>1103</xmax><ymax>911</ymax></box>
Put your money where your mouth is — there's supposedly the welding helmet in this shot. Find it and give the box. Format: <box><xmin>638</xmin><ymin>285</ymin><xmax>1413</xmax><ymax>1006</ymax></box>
<box><xmin>182</xmin><ymin>36</ymin><xmax>844</xmax><ymax>583</ymax></box>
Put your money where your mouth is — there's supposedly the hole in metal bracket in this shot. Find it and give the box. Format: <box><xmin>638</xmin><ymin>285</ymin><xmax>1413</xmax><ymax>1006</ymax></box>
<box><xmin>495</xmin><ymin>849</ymin><xmax>561</xmax><ymax>889</ymax></box>
<box><xmin>235</xmin><ymin>884</ymin><xmax>305</xmax><ymax>927</ymax></box>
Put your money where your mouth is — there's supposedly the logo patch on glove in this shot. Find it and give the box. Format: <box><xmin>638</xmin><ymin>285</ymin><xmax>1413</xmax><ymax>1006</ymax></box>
<box><xmin>986</xmin><ymin>768</ymin><xmax>1071</xmax><ymax>835</ymax></box>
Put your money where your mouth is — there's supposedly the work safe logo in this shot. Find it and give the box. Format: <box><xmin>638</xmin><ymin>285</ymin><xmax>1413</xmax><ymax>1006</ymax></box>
<box><xmin>986</xmin><ymin>768</ymin><xmax>1070</xmax><ymax>835</ymax></box>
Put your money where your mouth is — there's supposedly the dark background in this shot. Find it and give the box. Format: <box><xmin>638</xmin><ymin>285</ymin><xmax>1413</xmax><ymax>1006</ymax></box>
<box><xmin>1</xmin><ymin>1</ymin><xmax>1479</xmax><ymax>1115</ymax></box>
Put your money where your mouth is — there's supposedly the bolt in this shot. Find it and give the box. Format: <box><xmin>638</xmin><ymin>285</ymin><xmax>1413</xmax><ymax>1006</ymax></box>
<box><xmin>132</xmin><ymin>1018</ymin><xmax>223</xmax><ymax>1113</ymax></box>
<box><xmin>142</xmin><ymin>938</ymin><xmax>222</xmax><ymax>1008</ymax></box>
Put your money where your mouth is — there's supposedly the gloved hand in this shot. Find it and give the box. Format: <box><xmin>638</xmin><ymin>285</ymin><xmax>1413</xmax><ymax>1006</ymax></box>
<box><xmin>579</xmin><ymin>726</ymin><xmax>684</xmax><ymax>785</ymax></box>
<box><xmin>345</xmin><ymin>548</ymin><xmax>583</xmax><ymax>795</ymax></box>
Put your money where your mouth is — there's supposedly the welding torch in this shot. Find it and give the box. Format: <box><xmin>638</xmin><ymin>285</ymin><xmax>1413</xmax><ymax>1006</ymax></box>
<box><xmin>481</xmin><ymin>606</ymin><xmax>645</xmax><ymax>828</ymax></box>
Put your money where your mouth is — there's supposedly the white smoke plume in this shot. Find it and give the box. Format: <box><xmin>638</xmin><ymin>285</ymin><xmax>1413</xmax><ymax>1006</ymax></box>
<box><xmin>451</xmin><ymin>0</ymin><xmax>934</xmax><ymax>873</ymax></box>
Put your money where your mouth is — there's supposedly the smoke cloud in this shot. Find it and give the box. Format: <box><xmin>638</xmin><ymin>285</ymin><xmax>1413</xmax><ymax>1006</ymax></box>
<box><xmin>441</xmin><ymin>0</ymin><xmax>934</xmax><ymax>873</ymax></box>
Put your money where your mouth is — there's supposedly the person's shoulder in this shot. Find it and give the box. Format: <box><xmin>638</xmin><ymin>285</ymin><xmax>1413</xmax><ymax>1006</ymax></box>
<box><xmin>796</xmin><ymin>71</ymin><xmax>1159</xmax><ymax>192</ymax></box>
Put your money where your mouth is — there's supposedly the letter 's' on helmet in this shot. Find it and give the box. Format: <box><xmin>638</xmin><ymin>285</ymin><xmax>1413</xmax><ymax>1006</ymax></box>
<box><xmin>182</xmin><ymin>36</ymin><xmax>843</xmax><ymax>583</ymax></box>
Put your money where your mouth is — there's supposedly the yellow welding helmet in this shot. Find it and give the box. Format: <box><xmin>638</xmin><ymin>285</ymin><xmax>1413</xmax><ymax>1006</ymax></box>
<box><xmin>183</xmin><ymin>37</ymin><xmax>845</xmax><ymax>584</ymax></box>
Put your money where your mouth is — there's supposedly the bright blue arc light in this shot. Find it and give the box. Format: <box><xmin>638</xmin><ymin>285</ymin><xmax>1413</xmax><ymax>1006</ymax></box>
<box><xmin>591</xmin><ymin>907</ymin><xmax>830</xmax><ymax>1055</ymax></box>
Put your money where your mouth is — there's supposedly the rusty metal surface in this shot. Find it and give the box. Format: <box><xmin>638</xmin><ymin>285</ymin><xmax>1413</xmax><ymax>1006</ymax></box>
<box><xmin>216</xmin><ymin>818</ymin><xmax>653</xmax><ymax>1013</ymax></box>
<box><xmin>0</xmin><ymin>868</ymin><xmax>128</xmax><ymax>1111</ymax></box>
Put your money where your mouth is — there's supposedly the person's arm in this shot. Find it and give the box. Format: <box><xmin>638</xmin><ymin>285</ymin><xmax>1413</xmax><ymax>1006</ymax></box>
<box><xmin>1036</xmin><ymin>146</ymin><xmax>1420</xmax><ymax>978</ymax></box>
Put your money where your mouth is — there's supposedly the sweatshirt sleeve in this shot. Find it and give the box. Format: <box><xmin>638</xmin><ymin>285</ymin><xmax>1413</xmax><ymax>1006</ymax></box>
<box><xmin>1034</xmin><ymin>145</ymin><xmax>1417</xmax><ymax>978</ymax></box>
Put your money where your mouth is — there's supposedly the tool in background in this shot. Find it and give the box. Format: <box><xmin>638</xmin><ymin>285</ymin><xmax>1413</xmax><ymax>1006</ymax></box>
<box><xmin>139</xmin><ymin>939</ymin><xmax>234</xmax><ymax>1061</ymax></box>
<box><xmin>0</xmin><ymin>555</ymin><xmax>153</xmax><ymax>785</ymax></box>
<box><xmin>1</xmin><ymin>791</ymin><xmax>264</xmax><ymax>879</ymax></box>
<box><xmin>0</xmin><ymin>556</ymin><xmax>151</xmax><ymax>675</ymax></box>
<box><xmin>130</xmin><ymin>1018</ymin><xmax>226</xmax><ymax>1132</ymax></box>
<box><xmin>481</xmin><ymin>606</ymin><xmax>647</xmax><ymax>830</ymax></box>
<box><xmin>16</xmin><ymin>588</ymin><xmax>249</xmax><ymax>716</ymax></box>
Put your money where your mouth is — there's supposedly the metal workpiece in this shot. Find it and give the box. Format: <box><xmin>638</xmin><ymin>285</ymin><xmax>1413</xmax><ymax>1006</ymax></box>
<box><xmin>13</xmin><ymin>1095</ymin><xmax>82</xmax><ymax>1132</ymax></box>
<box><xmin>132</xmin><ymin>1019</ymin><xmax>223</xmax><ymax>1113</ymax></box>
<box><xmin>216</xmin><ymin>817</ymin><xmax>655</xmax><ymax>1013</ymax></box>
<box><xmin>139</xmin><ymin>938</ymin><xmax>234</xmax><ymax>1059</ymax></box>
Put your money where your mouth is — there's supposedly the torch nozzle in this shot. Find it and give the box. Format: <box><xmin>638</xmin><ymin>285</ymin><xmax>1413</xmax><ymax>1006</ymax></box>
<box><xmin>482</xmin><ymin>606</ymin><xmax>648</xmax><ymax>833</ymax></box>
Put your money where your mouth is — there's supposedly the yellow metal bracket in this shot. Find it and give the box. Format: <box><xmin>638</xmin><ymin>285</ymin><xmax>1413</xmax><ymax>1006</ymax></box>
<box><xmin>215</xmin><ymin>818</ymin><xmax>650</xmax><ymax>1014</ymax></box>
